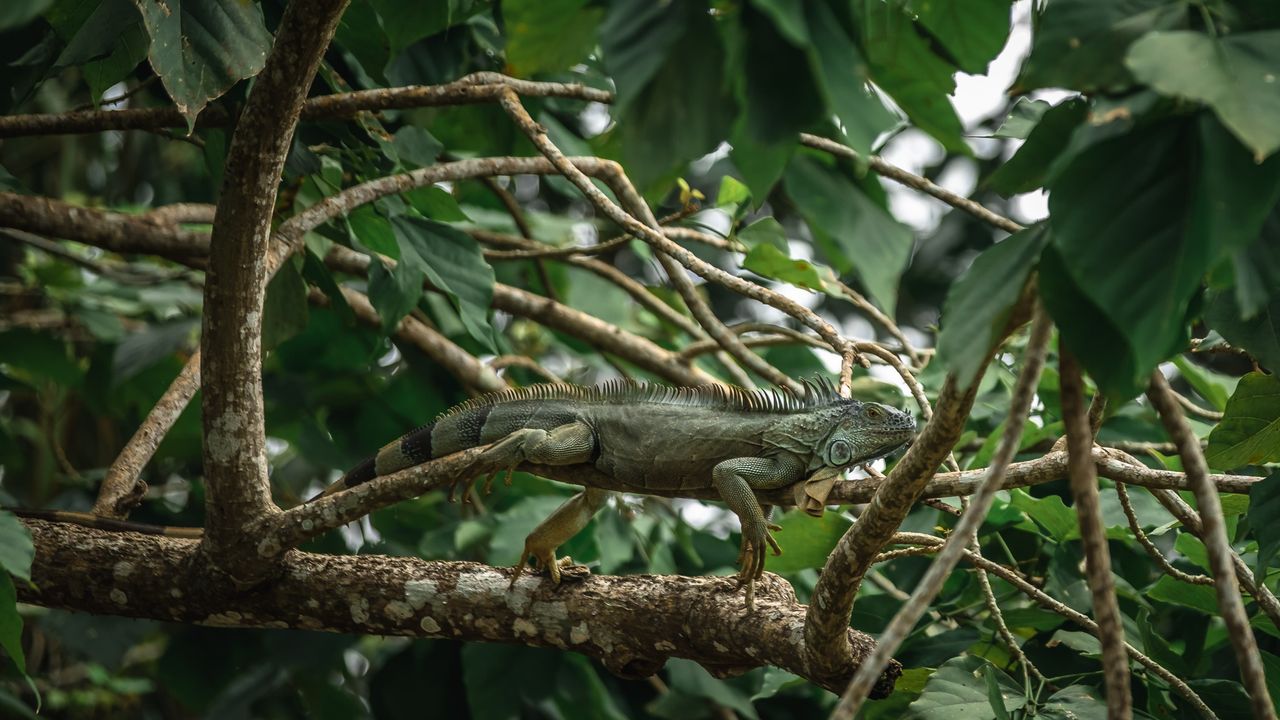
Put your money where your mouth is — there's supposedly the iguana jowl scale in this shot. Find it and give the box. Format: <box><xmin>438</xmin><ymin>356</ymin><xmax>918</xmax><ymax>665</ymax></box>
<box><xmin>333</xmin><ymin>378</ymin><xmax>917</xmax><ymax>584</ymax></box>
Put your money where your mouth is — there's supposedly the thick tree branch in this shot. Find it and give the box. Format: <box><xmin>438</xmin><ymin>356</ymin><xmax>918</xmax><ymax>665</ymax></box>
<box><xmin>0</xmin><ymin>192</ymin><xmax>209</xmax><ymax>261</ymax></box>
<box><xmin>18</xmin><ymin>519</ymin><xmax>898</xmax><ymax>697</ymax></box>
<box><xmin>1062</xmin><ymin>349</ymin><xmax>1130</xmax><ymax>718</ymax></box>
<box><xmin>198</xmin><ymin>0</ymin><xmax>349</xmax><ymax>579</ymax></box>
<box><xmin>1147</xmin><ymin>373</ymin><xmax>1275</xmax><ymax>720</ymax></box>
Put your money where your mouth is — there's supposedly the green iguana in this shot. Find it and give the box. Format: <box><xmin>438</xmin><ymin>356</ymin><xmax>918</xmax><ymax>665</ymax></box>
<box><xmin>13</xmin><ymin>379</ymin><xmax>916</xmax><ymax>588</ymax></box>
<box><xmin>329</xmin><ymin>378</ymin><xmax>916</xmax><ymax>585</ymax></box>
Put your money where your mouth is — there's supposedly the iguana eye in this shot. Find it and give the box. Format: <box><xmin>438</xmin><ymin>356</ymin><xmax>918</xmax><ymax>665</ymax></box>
<box><xmin>828</xmin><ymin>438</ymin><xmax>853</xmax><ymax>465</ymax></box>
<box><xmin>866</xmin><ymin>406</ymin><xmax>883</xmax><ymax>420</ymax></box>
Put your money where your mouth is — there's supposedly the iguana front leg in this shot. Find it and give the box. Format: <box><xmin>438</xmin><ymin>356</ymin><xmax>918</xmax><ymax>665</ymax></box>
<box><xmin>712</xmin><ymin>455</ymin><xmax>806</xmax><ymax>587</ymax></box>
<box><xmin>474</xmin><ymin>422</ymin><xmax>614</xmax><ymax>585</ymax></box>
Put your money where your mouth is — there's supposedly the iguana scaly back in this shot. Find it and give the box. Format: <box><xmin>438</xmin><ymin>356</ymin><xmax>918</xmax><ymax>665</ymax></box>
<box><xmin>331</xmin><ymin>378</ymin><xmax>916</xmax><ymax>586</ymax></box>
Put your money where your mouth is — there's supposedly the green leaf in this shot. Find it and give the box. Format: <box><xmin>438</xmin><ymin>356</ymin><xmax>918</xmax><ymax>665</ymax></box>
<box><xmin>1041</xmin><ymin>119</ymin><xmax>1207</xmax><ymax>399</ymax></box>
<box><xmin>367</xmin><ymin>256</ymin><xmax>423</xmax><ymax>335</ymax></box>
<box><xmin>993</xmin><ymin>98</ymin><xmax>1051</xmax><ymax>140</ymax></box>
<box><xmin>404</xmin><ymin>186</ymin><xmax>469</xmax><ymax>222</ymax></box>
<box><xmin>716</xmin><ymin>175</ymin><xmax>751</xmax><ymax>210</ymax></box>
<box><xmin>738</xmin><ymin>3</ymin><xmax>826</xmax><ymax>145</ymax></box>
<box><xmin>135</xmin><ymin>0</ymin><xmax>273</xmax><ymax>129</ymax></box>
<box><xmin>855</xmin><ymin>0</ymin><xmax>967</xmax><ymax>154</ymax></box>
<box><xmin>909</xmin><ymin>0</ymin><xmax>1013</xmax><ymax>74</ymax></box>
<box><xmin>987</xmin><ymin>98</ymin><xmax>1087</xmax><ymax>196</ymax></box>
<box><xmin>764</xmin><ymin>510</ymin><xmax>851</xmax><ymax>574</ymax></box>
<box><xmin>615</xmin><ymin>1</ymin><xmax>733</xmax><ymax>191</ymax></box>
<box><xmin>802</xmin><ymin>0</ymin><xmax>897</xmax><ymax>154</ymax></box>
<box><xmin>262</xmin><ymin>257</ymin><xmax>309</xmax><ymax>352</ymax></box>
<box><xmin>665</xmin><ymin>658</ymin><xmax>760</xmax><ymax>720</ymax></box>
<box><xmin>1172</xmin><ymin>355</ymin><xmax>1237</xmax><ymax>411</ymax></box>
<box><xmin>1148</xmin><ymin>574</ymin><xmax>1219</xmax><ymax>614</ymax></box>
<box><xmin>784</xmin><ymin>155</ymin><xmax>913</xmax><ymax>314</ymax></box>
<box><xmin>937</xmin><ymin>226</ymin><xmax>1049</xmax><ymax>388</ymax></box>
<box><xmin>600</xmin><ymin>0</ymin><xmax>686</xmax><ymax>113</ymax></box>
<box><xmin>0</xmin><ymin>0</ymin><xmax>52</xmax><ymax>31</ymax></box>
<box><xmin>743</xmin><ymin>244</ymin><xmax>829</xmax><ymax>293</ymax></box>
<box><xmin>1127</xmin><ymin>30</ymin><xmax>1280</xmax><ymax>161</ymax></box>
<box><xmin>0</xmin><ymin>329</ymin><xmax>81</xmax><ymax>387</ymax></box>
<box><xmin>1017</xmin><ymin>0</ymin><xmax>1186</xmax><ymax>92</ymax></box>
<box><xmin>503</xmin><ymin>0</ymin><xmax>601</xmax><ymax>76</ymax></box>
<box><xmin>391</xmin><ymin>216</ymin><xmax>496</xmax><ymax>350</ymax></box>
<box><xmin>904</xmin><ymin>656</ymin><xmax>1024</xmax><ymax>720</ymax></box>
<box><xmin>0</xmin><ymin>511</ymin><xmax>33</xmax><ymax>582</ymax></box>
<box><xmin>1049</xmin><ymin>629</ymin><xmax>1102</xmax><ymax>657</ymax></box>
<box><xmin>390</xmin><ymin>126</ymin><xmax>443</xmax><ymax>169</ymax></box>
<box><xmin>0</xmin><ymin>575</ymin><xmax>25</xmax><ymax>675</ymax></box>
<box><xmin>1009</xmin><ymin>489</ymin><xmax>1077</xmax><ymax>542</ymax></box>
<box><xmin>1247</xmin><ymin>474</ymin><xmax>1280</xmax><ymax>579</ymax></box>
<box><xmin>1039</xmin><ymin>685</ymin><xmax>1109</xmax><ymax>720</ymax></box>
<box><xmin>1207</xmin><ymin>372</ymin><xmax>1280</xmax><ymax>470</ymax></box>
<box><xmin>367</xmin><ymin>0</ymin><xmax>489</xmax><ymax>53</ymax></box>
<box><xmin>1231</xmin><ymin>208</ymin><xmax>1280</xmax><ymax>319</ymax></box>
<box><xmin>737</xmin><ymin>217</ymin><xmax>788</xmax><ymax>251</ymax></box>
<box><xmin>1206</xmin><ymin>290</ymin><xmax>1280</xmax><ymax>371</ymax></box>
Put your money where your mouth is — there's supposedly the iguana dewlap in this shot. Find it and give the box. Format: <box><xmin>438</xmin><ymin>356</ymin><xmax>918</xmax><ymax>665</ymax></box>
<box><xmin>333</xmin><ymin>378</ymin><xmax>916</xmax><ymax>585</ymax></box>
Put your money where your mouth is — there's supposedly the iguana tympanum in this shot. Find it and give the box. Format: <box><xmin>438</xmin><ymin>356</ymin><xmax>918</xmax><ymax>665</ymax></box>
<box><xmin>329</xmin><ymin>378</ymin><xmax>916</xmax><ymax>585</ymax></box>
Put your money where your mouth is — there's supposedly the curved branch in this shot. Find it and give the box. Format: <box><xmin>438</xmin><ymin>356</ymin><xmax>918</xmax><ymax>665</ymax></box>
<box><xmin>18</xmin><ymin>519</ymin><xmax>898</xmax><ymax>697</ymax></box>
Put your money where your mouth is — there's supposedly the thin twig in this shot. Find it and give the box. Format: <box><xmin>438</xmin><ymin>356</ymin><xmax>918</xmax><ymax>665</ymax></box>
<box><xmin>1115</xmin><ymin>483</ymin><xmax>1214</xmax><ymax>586</ymax></box>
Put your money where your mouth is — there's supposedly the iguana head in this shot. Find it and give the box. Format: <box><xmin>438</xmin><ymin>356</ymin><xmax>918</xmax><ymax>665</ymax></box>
<box><xmin>816</xmin><ymin>400</ymin><xmax>917</xmax><ymax>470</ymax></box>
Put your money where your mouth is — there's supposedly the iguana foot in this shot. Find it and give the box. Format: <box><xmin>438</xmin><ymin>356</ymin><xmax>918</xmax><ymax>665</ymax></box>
<box><xmin>736</xmin><ymin>521</ymin><xmax>783</xmax><ymax>585</ymax></box>
<box><xmin>510</xmin><ymin>552</ymin><xmax>589</xmax><ymax>587</ymax></box>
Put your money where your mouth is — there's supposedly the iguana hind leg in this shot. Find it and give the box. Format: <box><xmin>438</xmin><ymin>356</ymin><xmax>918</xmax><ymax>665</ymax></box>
<box><xmin>511</xmin><ymin>487</ymin><xmax>612</xmax><ymax>586</ymax></box>
<box><xmin>473</xmin><ymin>422</ymin><xmax>607</xmax><ymax>585</ymax></box>
<box><xmin>712</xmin><ymin>455</ymin><xmax>805</xmax><ymax>590</ymax></box>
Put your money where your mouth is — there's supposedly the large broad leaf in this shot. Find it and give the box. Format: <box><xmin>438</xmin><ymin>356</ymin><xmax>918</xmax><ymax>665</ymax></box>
<box><xmin>1127</xmin><ymin>30</ymin><xmax>1280</xmax><ymax>162</ymax></box>
<box><xmin>0</xmin><ymin>510</ymin><xmax>33</xmax><ymax>582</ymax></box>
<box><xmin>784</xmin><ymin>155</ymin><xmax>913</xmax><ymax>314</ymax></box>
<box><xmin>987</xmin><ymin>98</ymin><xmax>1087</xmax><ymax>196</ymax></box>
<box><xmin>937</xmin><ymin>226</ymin><xmax>1049</xmax><ymax>388</ymax></box>
<box><xmin>802</xmin><ymin>0</ymin><xmax>897</xmax><ymax>154</ymax></box>
<box><xmin>1041</xmin><ymin>117</ymin><xmax>1263</xmax><ymax>399</ymax></box>
<box><xmin>1206</xmin><ymin>372</ymin><xmax>1280</xmax><ymax>470</ymax></box>
<box><xmin>503</xmin><ymin>0</ymin><xmax>601</xmax><ymax>76</ymax></box>
<box><xmin>764</xmin><ymin>510</ymin><xmax>851</xmax><ymax>574</ymax></box>
<box><xmin>0</xmin><ymin>575</ymin><xmax>25</xmax><ymax>675</ymax></box>
<box><xmin>1232</xmin><ymin>208</ymin><xmax>1280</xmax><ymax>319</ymax></box>
<box><xmin>1205</xmin><ymin>290</ymin><xmax>1280</xmax><ymax>371</ymax></box>
<box><xmin>0</xmin><ymin>0</ymin><xmax>51</xmax><ymax>31</ymax></box>
<box><xmin>738</xmin><ymin>3</ymin><xmax>826</xmax><ymax>146</ymax></box>
<box><xmin>49</xmin><ymin>0</ymin><xmax>148</xmax><ymax>100</ymax></box>
<box><xmin>610</xmin><ymin>0</ymin><xmax>733</xmax><ymax>190</ymax></box>
<box><xmin>391</xmin><ymin>216</ymin><xmax>496</xmax><ymax>351</ymax></box>
<box><xmin>904</xmin><ymin>656</ymin><xmax>1024</xmax><ymax>720</ymax></box>
<box><xmin>908</xmin><ymin>0</ymin><xmax>1013</xmax><ymax>74</ymax></box>
<box><xmin>1017</xmin><ymin>0</ymin><xmax>1186</xmax><ymax>92</ymax></box>
<box><xmin>367</xmin><ymin>0</ymin><xmax>489</xmax><ymax>53</ymax></box>
<box><xmin>1247</xmin><ymin>473</ymin><xmax>1280</xmax><ymax>580</ymax></box>
<box><xmin>1038</xmin><ymin>685</ymin><xmax>1108</xmax><ymax>720</ymax></box>
<box><xmin>135</xmin><ymin>0</ymin><xmax>274</xmax><ymax>128</ymax></box>
<box><xmin>854</xmin><ymin>0</ymin><xmax>967</xmax><ymax>154</ymax></box>
<box><xmin>600</xmin><ymin>0</ymin><xmax>686</xmax><ymax>113</ymax></box>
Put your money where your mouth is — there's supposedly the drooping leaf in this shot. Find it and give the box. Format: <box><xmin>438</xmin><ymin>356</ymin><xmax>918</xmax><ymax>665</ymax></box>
<box><xmin>1009</xmin><ymin>489</ymin><xmax>1077</xmax><ymax>542</ymax></box>
<box><xmin>0</xmin><ymin>0</ymin><xmax>52</xmax><ymax>31</ymax></box>
<box><xmin>261</xmin><ymin>257</ymin><xmax>310</xmax><ymax>352</ymax></box>
<box><xmin>937</xmin><ymin>225</ymin><xmax>1049</xmax><ymax>388</ymax></box>
<box><xmin>0</xmin><ymin>510</ymin><xmax>33</xmax><ymax>582</ymax></box>
<box><xmin>908</xmin><ymin>0</ymin><xmax>1013</xmax><ymax>74</ymax></box>
<box><xmin>784</xmin><ymin>155</ymin><xmax>913</xmax><ymax>314</ymax></box>
<box><xmin>503</xmin><ymin>0</ymin><xmax>602</xmax><ymax>77</ymax></box>
<box><xmin>1206</xmin><ymin>372</ymin><xmax>1280</xmax><ymax>470</ymax></box>
<box><xmin>993</xmin><ymin>97</ymin><xmax>1051</xmax><ymax>140</ymax></box>
<box><xmin>738</xmin><ymin>3</ymin><xmax>826</xmax><ymax>145</ymax></box>
<box><xmin>367</xmin><ymin>0</ymin><xmax>489</xmax><ymax>53</ymax></box>
<box><xmin>0</xmin><ymin>574</ymin><xmax>25</xmax><ymax>675</ymax></box>
<box><xmin>1127</xmin><ymin>30</ymin><xmax>1280</xmax><ymax>161</ymax></box>
<box><xmin>904</xmin><ymin>656</ymin><xmax>1024</xmax><ymax>720</ymax></box>
<box><xmin>1147</xmin><ymin>575</ymin><xmax>1219</xmax><ymax>614</ymax></box>
<box><xmin>987</xmin><ymin>98</ymin><xmax>1087</xmax><ymax>196</ymax></box>
<box><xmin>1041</xmin><ymin>119</ymin><xmax>1207</xmax><ymax>399</ymax></box>
<box><xmin>600</xmin><ymin>0</ymin><xmax>686</xmax><ymax>113</ymax></box>
<box><xmin>1038</xmin><ymin>685</ymin><xmax>1109</xmax><ymax>720</ymax></box>
<box><xmin>1205</xmin><ymin>290</ymin><xmax>1280</xmax><ymax>372</ymax></box>
<box><xmin>391</xmin><ymin>216</ymin><xmax>496</xmax><ymax>350</ymax></box>
<box><xmin>802</xmin><ymin>0</ymin><xmax>897</xmax><ymax>154</ymax></box>
<box><xmin>1247</xmin><ymin>473</ymin><xmax>1280</xmax><ymax>579</ymax></box>
<box><xmin>1017</xmin><ymin>0</ymin><xmax>1186</xmax><ymax>92</ymax></box>
<box><xmin>1232</xmin><ymin>208</ymin><xmax>1280</xmax><ymax>319</ymax></box>
<box><xmin>135</xmin><ymin>0</ymin><xmax>274</xmax><ymax>129</ymax></box>
<box><xmin>743</xmin><ymin>244</ymin><xmax>831</xmax><ymax>294</ymax></box>
<box><xmin>855</xmin><ymin>0</ymin><xmax>968</xmax><ymax>154</ymax></box>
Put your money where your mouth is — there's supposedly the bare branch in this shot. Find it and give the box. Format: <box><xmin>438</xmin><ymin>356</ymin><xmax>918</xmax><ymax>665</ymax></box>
<box><xmin>1115</xmin><ymin>482</ymin><xmax>1214</xmax><ymax>586</ymax></box>
<box><xmin>1062</xmin><ymin>349</ymin><xmax>1131</xmax><ymax>718</ymax></box>
<box><xmin>1147</xmin><ymin>373</ymin><xmax>1276</xmax><ymax>720</ymax></box>
<box><xmin>0</xmin><ymin>192</ymin><xmax>210</xmax><ymax>261</ymax></box>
